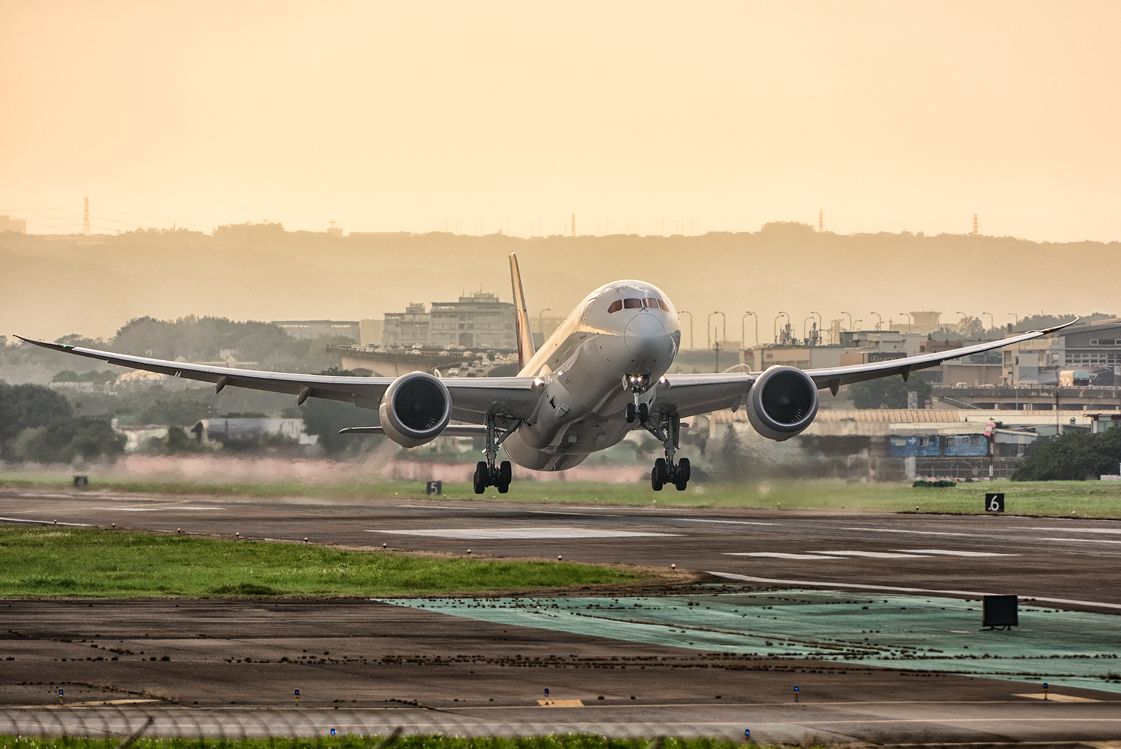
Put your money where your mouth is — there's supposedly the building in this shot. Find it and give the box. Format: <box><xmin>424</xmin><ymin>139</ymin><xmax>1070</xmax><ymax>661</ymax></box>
<box><xmin>382</xmin><ymin>293</ymin><xmax>516</xmax><ymax>349</ymax></box>
<box><xmin>0</xmin><ymin>214</ymin><xmax>27</xmax><ymax>233</ymax></box>
<box><xmin>382</xmin><ymin>304</ymin><xmax>430</xmax><ymax>346</ymax></box>
<box><xmin>274</xmin><ymin>320</ymin><xmax>360</xmax><ymax>342</ymax></box>
<box><xmin>1003</xmin><ymin>319</ymin><xmax>1121</xmax><ymax>385</ymax></box>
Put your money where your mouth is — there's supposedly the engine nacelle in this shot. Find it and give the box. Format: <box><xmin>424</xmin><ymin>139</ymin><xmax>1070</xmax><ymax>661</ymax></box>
<box><xmin>746</xmin><ymin>366</ymin><xmax>819</xmax><ymax>441</ymax></box>
<box><xmin>378</xmin><ymin>372</ymin><xmax>452</xmax><ymax>447</ymax></box>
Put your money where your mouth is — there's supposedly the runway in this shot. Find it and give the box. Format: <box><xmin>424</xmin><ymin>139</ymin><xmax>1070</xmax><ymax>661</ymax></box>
<box><xmin>2</xmin><ymin>486</ymin><xmax>1121</xmax><ymax>743</ymax></box>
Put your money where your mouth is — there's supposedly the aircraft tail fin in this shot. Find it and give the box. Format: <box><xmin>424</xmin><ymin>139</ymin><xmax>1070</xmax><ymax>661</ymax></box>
<box><xmin>509</xmin><ymin>253</ymin><xmax>537</xmax><ymax>369</ymax></box>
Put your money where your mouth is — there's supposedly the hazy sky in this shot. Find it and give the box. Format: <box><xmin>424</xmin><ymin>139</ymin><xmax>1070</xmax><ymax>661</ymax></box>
<box><xmin>2</xmin><ymin>1</ymin><xmax>1120</xmax><ymax>240</ymax></box>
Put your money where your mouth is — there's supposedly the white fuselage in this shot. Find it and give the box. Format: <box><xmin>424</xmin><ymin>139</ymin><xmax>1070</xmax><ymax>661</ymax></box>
<box><xmin>502</xmin><ymin>280</ymin><xmax>681</xmax><ymax>471</ymax></box>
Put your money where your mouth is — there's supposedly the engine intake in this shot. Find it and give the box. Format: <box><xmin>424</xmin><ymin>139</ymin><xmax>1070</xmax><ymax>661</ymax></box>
<box><xmin>746</xmin><ymin>366</ymin><xmax>819</xmax><ymax>441</ymax></box>
<box><xmin>378</xmin><ymin>372</ymin><xmax>452</xmax><ymax>447</ymax></box>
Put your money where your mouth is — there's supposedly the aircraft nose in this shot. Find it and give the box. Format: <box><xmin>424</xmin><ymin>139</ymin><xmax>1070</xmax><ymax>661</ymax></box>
<box><xmin>624</xmin><ymin>312</ymin><xmax>671</xmax><ymax>360</ymax></box>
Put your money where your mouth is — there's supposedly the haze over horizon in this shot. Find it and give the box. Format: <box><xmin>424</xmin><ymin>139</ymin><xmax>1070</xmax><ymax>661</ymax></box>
<box><xmin>2</xmin><ymin>1</ymin><xmax>1120</xmax><ymax>242</ymax></box>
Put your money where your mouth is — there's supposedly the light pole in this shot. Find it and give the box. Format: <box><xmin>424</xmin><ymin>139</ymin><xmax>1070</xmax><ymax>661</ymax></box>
<box><xmin>742</xmin><ymin>311</ymin><xmax>758</xmax><ymax>347</ymax></box>
<box><xmin>537</xmin><ymin>308</ymin><xmax>551</xmax><ymax>342</ymax></box>
<box><xmin>983</xmin><ymin>311</ymin><xmax>994</xmax><ymax>330</ymax></box>
<box><xmin>1008</xmin><ymin>312</ymin><xmax>1020</xmax><ymax>328</ymax></box>
<box><xmin>898</xmin><ymin>312</ymin><xmax>913</xmax><ymax>332</ymax></box>
<box><xmin>870</xmin><ymin>312</ymin><xmax>883</xmax><ymax>331</ymax></box>
<box><xmin>773</xmin><ymin>311</ymin><xmax>788</xmax><ymax>343</ymax></box>
<box><xmin>810</xmin><ymin>311</ymin><xmax>821</xmax><ymax>343</ymax></box>
<box><xmin>679</xmin><ymin>310</ymin><xmax>694</xmax><ymax>350</ymax></box>
<box><xmin>707</xmin><ymin>311</ymin><xmax>726</xmax><ymax>350</ymax></box>
<box><xmin>841</xmin><ymin>311</ymin><xmax>853</xmax><ymax>331</ymax></box>
<box><xmin>803</xmin><ymin>316</ymin><xmax>815</xmax><ymax>341</ymax></box>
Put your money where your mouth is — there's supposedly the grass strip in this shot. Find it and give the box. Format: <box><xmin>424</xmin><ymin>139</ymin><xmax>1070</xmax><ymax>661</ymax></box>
<box><xmin>0</xmin><ymin>527</ymin><xmax>650</xmax><ymax>598</ymax></box>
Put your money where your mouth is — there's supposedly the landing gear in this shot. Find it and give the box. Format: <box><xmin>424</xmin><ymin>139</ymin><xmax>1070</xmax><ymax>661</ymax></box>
<box><xmin>472</xmin><ymin>414</ymin><xmax>518</xmax><ymax>494</ymax></box>
<box><xmin>644</xmin><ymin>412</ymin><xmax>690</xmax><ymax>491</ymax></box>
<box><xmin>624</xmin><ymin>402</ymin><xmax>650</xmax><ymax>424</ymax></box>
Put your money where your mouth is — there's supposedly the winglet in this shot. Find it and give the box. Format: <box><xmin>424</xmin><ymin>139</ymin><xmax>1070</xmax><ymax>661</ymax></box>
<box><xmin>509</xmin><ymin>253</ymin><xmax>536</xmax><ymax>369</ymax></box>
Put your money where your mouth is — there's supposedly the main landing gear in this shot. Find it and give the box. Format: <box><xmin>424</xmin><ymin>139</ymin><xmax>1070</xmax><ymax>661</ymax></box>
<box><xmin>642</xmin><ymin>411</ymin><xmax>690</xmax><ymax>492</ymax></box>
<box><xmin>472</xmin><ymin>414</ymin><xmax>517</xmax><ymax>494</ymax></box>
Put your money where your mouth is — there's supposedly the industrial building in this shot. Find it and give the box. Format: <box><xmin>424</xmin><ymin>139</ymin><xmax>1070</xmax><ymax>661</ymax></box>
<box><xmin>382</xmin><ymin>292</ymin><xmax>515</xmax><ymax>350</ymax></box>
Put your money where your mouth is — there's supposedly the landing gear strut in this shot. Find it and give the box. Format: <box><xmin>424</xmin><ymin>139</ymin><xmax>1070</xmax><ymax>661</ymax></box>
<box><xmin>643</xmin><ymin>411</ymin><xmax>690</xmax><ymax>491</ymax></box>
<box><xmin>472</xmin><ymin>414</ymin><xmax>517</xmax><ymax>494</ymax></box>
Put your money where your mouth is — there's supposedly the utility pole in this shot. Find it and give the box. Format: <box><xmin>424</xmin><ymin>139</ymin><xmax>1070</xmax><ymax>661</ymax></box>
<box><xmin>971</xmin><ymin>214</ymin><xmax>979</xmax><ymax>235</ymax></box>
<box><xmin>82</xmin><ymin>196</ymin><xmax>90</xmax><ymax>236</ymax></box>
<box><xmin>570</xmin><ymin>213</ymin><xmax>576</xmax><ymax>238</ymax></box>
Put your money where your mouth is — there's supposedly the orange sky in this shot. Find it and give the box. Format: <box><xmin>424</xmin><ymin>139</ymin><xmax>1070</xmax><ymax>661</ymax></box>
<box><xmin>2</xmin><ymin>1</ymin><xmax>1120</xmax><ymax>240</ymax></box>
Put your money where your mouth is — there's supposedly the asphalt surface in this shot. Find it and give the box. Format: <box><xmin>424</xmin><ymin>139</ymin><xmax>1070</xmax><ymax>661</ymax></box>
<box><xmin>2</xmin><ymin>486</ymin><xmax>1121</xmax><ymax>744</ymax></box>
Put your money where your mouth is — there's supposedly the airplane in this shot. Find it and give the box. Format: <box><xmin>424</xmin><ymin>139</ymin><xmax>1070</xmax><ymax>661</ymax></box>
<box><xmin>17</xmin><ymin>254</ymin><xmax>1075</xmax><ymax>494</ymax></box>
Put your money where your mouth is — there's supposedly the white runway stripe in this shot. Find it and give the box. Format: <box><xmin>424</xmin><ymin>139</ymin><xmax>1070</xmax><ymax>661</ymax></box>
<box><xmin>726</xmin><ymin>552</ymin><xmax>841</xmax><ymax>560</ymax></box>
<box><xmin>844</xmin><ymin>527</ymin><xmax>981</xmax><ymax>537</ymax></box>
<box><xmin>893</xmin><ymin>549</ymin><xmax>1015</xmax><ymax>557</ymax></box>
<box><xmin>1027</xmin><ymin>527</ymin><xmax>1121</xmax><ymax>534</ymax></box>
<box><xmin>817</xmin><ymin>550</ymin><xmax>929</xmax><ymax>559</ymax></box>
<box><xmin>680</xmin><ymin>519</ymin><xmax>778</xmax><ymax>526</ymax></box>
<box><xmin>369</xmin><ymin>527</ymin><xmax>677</xmax><ymax>540</ymax></box>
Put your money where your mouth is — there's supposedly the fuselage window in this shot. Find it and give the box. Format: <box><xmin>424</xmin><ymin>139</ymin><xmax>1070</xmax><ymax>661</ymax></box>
<box><xmin>658</xmin><ymin>299</ymin><xmax>669</xmax><ymax>311</ymax></box>
<box><xmin>608</xmin><ymin>300</ymin><xmax>623</xmax><ymax>313</ymax></box>
<box><xmin>623</xmin><ymin>298</ymin><xmax>642</xmax><ymax>309</ymax></box>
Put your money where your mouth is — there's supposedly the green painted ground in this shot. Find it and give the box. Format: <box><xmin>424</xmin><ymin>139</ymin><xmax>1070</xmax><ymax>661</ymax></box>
<box><xmin>0</xmin><ymin>527</ymin><xmax>650</xmax><ymax>598</ymax></box>
<box><xmin>385</xmin><ymin>589</ymin><xmax>1121</xmax><ymax>695</ymax></box>
<box><xmin>0</xmin><ymin>739</ymin><xmax>759</xmax><ymax>749</ymax></box>
<box><xmin>4</xmin><ymin>471</ymin><xmax>1121</xmax><ymax>518</ymax></box>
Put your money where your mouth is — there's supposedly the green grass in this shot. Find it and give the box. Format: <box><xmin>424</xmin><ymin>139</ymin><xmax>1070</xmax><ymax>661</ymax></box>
<box><xmin>0</xmin><ymin>527</ymin><xmax>652</xmax><ymax>598</ymax></box>
<box><xmin>3</xmin><ymin>471</ymin><xmax>1121</xmax><ymax>518</ymax></box>
<box><xmin>0</xmin><ymin>738</ymin><xmax>773</xmax><ymax>749</ymax></box>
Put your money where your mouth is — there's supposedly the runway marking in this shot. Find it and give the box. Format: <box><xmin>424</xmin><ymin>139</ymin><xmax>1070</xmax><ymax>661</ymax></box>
<box><xmin>707</xmin><ymin>571</ymin><xmax>1121</xmax><ymax>610</ymax></box>
<box><xmin>679</xmin><ymin>518</ymin><xmax>778</xmax><ymax>526</ymax></box>
<box><xmin>528</xmin><ymin>510</ymin><xmax>625</xmax><ymax>518</ymax></box>
<box><xmin>369</xmin><ymin>527</ymin><xmax>678</xmax><ymax>540</ymax></box>
<box><xmin>726</xmin><ymin>549</ymin><xmax>1017</xmax><ymax>561</ymax></box>
<box><xmin>1015</xmin><ymin>692</ymin><xmax>1100</xmax><ymax>702</ymax></box>
<box><xmin>1027</xmin><ymin>527</ymin><xmax>1121</xmax><ymax>534</ymax></box>
<box><xmin>845</xmin><ymin>527</ymin><xmax>984</xmax><ymax>538</ymax></box>
<box><xmin>726</xmin><ymin>552</ymin><xmax>841</xmax><ymax>560</ymax></box>
<box><xmin>1040</xmin><ymin>537</ymin><xmax>1121</xmax><ymax>545</ymax></box>
<box><xmin>894</xmin><ymin>549</ymin><xmax>1016</xmax><ymax>557</ymax></box>
<box><xmin>817</xmin><ymin>550</ymin><xmax>929</xmax><ymax>559</ymax></box>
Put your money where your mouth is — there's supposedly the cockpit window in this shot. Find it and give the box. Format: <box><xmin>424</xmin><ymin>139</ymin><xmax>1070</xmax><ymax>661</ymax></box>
<box><xmin>609</xmin><ymin>296</ymin><xmax>667</xmax><ymax>313</ymax></box>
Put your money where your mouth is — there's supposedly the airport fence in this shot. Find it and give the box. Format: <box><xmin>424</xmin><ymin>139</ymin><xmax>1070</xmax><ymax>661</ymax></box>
<box><xmin>0</xmin><ymin>707</ymin><xmax>709</xmax><ymax>747</ymax></box>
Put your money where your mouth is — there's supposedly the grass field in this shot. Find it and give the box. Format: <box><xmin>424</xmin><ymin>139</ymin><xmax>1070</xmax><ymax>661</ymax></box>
<box><xmin>0</xmin><ymin>526</ymin><xmax>653</xmax><ymax>598</ymax></box>
<box><xmin>3</xmin><ymin>470</ymin><xmax>1121</xmax><ymax>518</ymax></box>
<box><xmin>0</xmin><ymin>737</ymin><xmax>765</xmax><ymax>749</ymax></box>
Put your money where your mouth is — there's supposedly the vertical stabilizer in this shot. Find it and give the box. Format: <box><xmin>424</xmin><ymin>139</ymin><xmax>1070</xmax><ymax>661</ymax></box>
<box><xmin>509</xmin><ymin>253</ymin><xmax>536</xmax><ymax>368</ymax></box>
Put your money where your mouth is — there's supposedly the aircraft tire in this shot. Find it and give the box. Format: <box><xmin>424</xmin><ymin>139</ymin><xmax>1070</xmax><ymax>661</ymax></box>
<box><xmin>473</xmin><ymin>461</ymin><xmax>488</xmax><ymax>495</ymax></box>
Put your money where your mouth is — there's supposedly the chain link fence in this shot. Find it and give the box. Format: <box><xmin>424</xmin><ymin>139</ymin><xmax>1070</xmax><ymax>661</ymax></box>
<box><xmin>0</xmin><ymin>707</ymin><xmax>728</xmax><ymax>747</ymax></box>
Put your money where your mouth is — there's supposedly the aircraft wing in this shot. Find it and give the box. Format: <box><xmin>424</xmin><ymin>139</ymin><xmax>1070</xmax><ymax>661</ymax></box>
<box><xmin>656</xmin><ymin>319</ymin><xmax>1077</xmax><ymax>418</ymax></box>
<box><xmin>14</xmin><ymin>336</ymin><xmax>542</xmax><ymax>422</ymax></box>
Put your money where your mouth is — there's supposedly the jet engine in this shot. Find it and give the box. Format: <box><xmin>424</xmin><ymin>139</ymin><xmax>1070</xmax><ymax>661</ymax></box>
<box><xmin>746</xmin><ymin>366</ymin><xmax>819</xmax><ymax>441</ymax></box>
<box><xmin>378</xmin><ymin>372</ymin><xmax>452</xmax><ymax>447</ymax></box>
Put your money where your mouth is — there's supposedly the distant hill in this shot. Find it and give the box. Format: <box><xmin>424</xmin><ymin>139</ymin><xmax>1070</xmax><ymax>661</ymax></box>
<box><xmin>3</xmin><ymin>222</ymin><xmax>1117</xmax><ymax>340</ymax></box>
